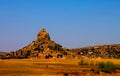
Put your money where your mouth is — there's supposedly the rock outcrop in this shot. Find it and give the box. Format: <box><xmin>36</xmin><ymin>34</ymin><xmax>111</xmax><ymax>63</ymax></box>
<box><xmin>8</xmin><ymin>28</ymin><xmax>68</xmax><ymax>59</ymax></box>
<box><xmin>37</xmin><ymin>28</ymin><xmax>50</xmax><ymax>41</ymax></box>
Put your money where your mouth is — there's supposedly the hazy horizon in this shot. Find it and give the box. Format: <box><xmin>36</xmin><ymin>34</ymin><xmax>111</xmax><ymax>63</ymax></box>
<box><xmin>0</xmin><ymin>0</ymin><xmax>120</xmax><ymax>52</ymax></box>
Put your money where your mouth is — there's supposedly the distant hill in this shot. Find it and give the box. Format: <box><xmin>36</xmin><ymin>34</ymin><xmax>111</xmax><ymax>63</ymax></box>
<box><xmin>0</xmin><ymin>52</ymin><xmax>8</xmax><ymax>59</ymax></box>
<box><xmin>0</xmin><ymin>52</ymin><xmax>7</xmax><ymax>55</ymax></box>
<box><xmin>1</xmin><ymin>28</ymin><xmax>120</xmax><ymax>59</ymax></box>
<box><xmin>70</xmin><ymin>44</ymin><xmax>120</xmax><ymax>59</ymax></box>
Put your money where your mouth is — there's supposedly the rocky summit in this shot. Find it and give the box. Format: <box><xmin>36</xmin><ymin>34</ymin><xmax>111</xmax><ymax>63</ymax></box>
<box><xmin>37</xmin><ymin>28</ymin><xmax>50</xmax><ymax>41</ymax></box>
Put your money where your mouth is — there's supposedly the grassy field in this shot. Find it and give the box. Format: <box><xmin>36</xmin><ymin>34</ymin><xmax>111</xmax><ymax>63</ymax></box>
<box><xmin>0</xmin><ymin>58</ymin><xmax>120</xmax><ymax>76</ymax></box>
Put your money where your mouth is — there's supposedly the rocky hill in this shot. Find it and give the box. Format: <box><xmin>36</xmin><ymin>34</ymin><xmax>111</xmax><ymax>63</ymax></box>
<box><xmin>0</xmin><ymin>52</ymin><xmax>8</xmax><ymax>59</ymax></box>
<box><xmin>70</xmin><ymin>44</ymin><xmax>120</xmax><ymax>59</ymax></box>
<box><xmin>7</xmin><ymin>28</ymin><xmax>68</xmax><ymax>59</ymax></box>
<box><xmin>1</xmin><ymin>28</ymin><xmax>120</xmax><ymax>59</ymax></box>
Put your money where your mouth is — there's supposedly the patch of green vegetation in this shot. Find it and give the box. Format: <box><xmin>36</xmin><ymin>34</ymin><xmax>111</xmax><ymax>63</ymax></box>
<box><xmin>98</xmin><ymin>61</ymin><xmax>120</xmax><ymax>73</ymax></box>
<box><xmin>78</xmin><ymin>60</ymin><xmax>120</xmax><ymax>73</ymax></box>
<box><xmin>116</xmin><ymin>64</ymin><xmax>120</xmax><ymax>70</ymax></box>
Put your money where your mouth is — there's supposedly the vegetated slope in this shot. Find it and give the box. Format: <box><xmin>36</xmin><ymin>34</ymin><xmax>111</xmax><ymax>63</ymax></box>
<box><xmin>70</xmin><ymin>44</ymin><xmax>120</xmax><ymax>58</ymax></box>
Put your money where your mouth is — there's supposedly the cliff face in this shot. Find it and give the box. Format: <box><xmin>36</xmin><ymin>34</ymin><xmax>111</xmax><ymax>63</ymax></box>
<box><xmin>8</xmin><ymin>28</ymin><xmax>68</xmax><ymax>59</ymax></box>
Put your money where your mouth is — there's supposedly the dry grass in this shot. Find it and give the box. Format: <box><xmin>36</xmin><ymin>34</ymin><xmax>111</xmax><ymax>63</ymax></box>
<box><xmin>0</xmin><ymin>58</ymin><xmax>120</xmax><ymax>76</ymax></box>
<box><xmin>0</xmin><ymin>58</ymin><xmax>81</xmax><ymax>76</ymax></box>
<box><xmin>81</xmin><ymin>58</ymin><xmax>120</xmax><ymax>66</ymax></box>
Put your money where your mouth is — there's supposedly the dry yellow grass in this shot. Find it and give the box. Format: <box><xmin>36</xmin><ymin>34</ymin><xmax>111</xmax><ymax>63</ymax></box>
<box><xmin>0</xmin><ymin>58</ymin><xmax>120</xmax><ymax>76</ymax></box>
<box><xmin>81</xmin><ymin>58</ymin><xmax>120</xmax><ymax>66</ymax></box>
<box><xmin>0</xmin><ymin>58</ymin><xmax>81</xmax><ymax>76</ymax></box>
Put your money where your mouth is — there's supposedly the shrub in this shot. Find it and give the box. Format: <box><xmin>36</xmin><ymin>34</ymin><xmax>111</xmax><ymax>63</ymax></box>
<box><xmin>78</xmin><ymin>60</ymin><xmax>88</xmax><ymax>65</ymax></box>
<box><xmin>63</xmin><ymin>72</ymin><xmax>68</xmax><ymax>76</ymax></box>
<box><xmin>98</xmin><ymin>61</ymin><xmax>116</xmax><ymax>73</ymax></box>
<box><xmin>26</xmin><ymin>50</ymin><xmax>31</xmax><ymax>57</ymax></box>
<box><xmin>45</xmin><ymin>54</ymin><xmax>53</xmax><ymax>59</ymax></box>
<box><xmin>57</xmin><ymin>54</ymin><xmax>63</xmax><ymax>58</ymax></box>
<box><xmin>45</xmin><ymin>55</ymin><xmax>49</xmax><ymax>59</ymax></box>
<box><xmin>89</xmin><ymin>61</ymin><xmax>94</xmax><ymax>66</ymax></box>
<box><xmin>115</xmin><ymin>64</ymin><xmax>120</xmax><ymax>70</ymax></box>
<box><xmin>62</xmin><ymin>51</ymin><xmax>68</xmax><ymax>55</ymax></box>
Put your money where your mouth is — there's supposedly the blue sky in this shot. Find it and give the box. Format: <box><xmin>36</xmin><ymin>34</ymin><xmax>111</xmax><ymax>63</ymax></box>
<box><xmin>0</xmin><ymin>0</ymin><xmax>120</xmax><ymax>52</ymax></box>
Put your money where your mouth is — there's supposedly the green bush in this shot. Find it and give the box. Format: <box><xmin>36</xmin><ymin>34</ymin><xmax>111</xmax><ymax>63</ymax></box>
<box><xmin>98</xmin><ymin>61</ymin><xmax>116</xmax><ymax>73</ymax></box>
<box><xmin>115</xmin><ymin>64</ymin><xmax>120</xmax><ymax>70</ymax></box>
